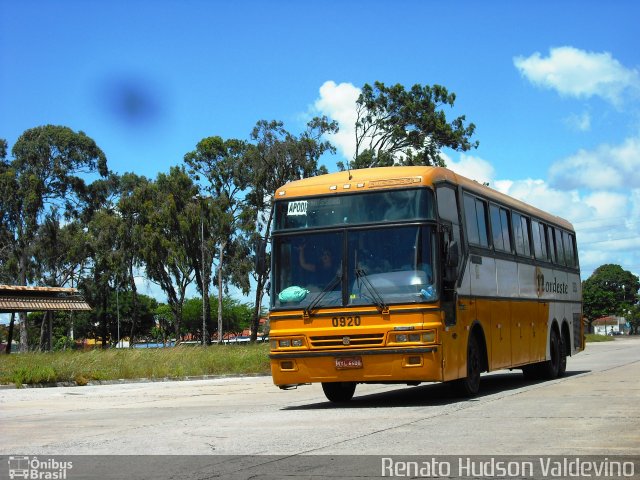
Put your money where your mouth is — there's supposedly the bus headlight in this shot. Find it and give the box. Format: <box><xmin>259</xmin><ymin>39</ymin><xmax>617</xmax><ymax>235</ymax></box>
<box><xmin>391</xmin><ymin>330</ymin><xmax>437</xmax><ymax>344</ymax></box>
<box><xmin>271</xmin><ymin>337</ymin><xmax>306</xmax><ymax>350</ymax></box>
<box><xmin>422</xmin><ymin>330</ymin><xmax>436</xmax><ymax>343</ymax></box>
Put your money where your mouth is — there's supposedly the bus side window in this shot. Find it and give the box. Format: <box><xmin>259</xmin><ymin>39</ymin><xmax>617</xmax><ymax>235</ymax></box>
<box><xmin>532</xmin><ymin>220</ymin><xmax>548</xmax><ymax>261</ymax></box>
<box><xmin>437</xmin><ymin>185</ymin><xmax>459</xmax><ymax>223</ymax></box>
<box><xmin>436</xmin><ymin>185</ymin><xmax>463</xmax><ymax>252</ymax></box>
<box><xmin>513</xmin><ymin>212</ymin><xmax>531</xmax><ymax>256</ymax></box>
<box><xmin>562</xmin><ymin>231</ymin><xmax>576</xmax><ymax>268</ymax></box>
<box><xmin>436</xmin><ymin>184</ymin><xmax>463</xmax><ymax>282</ymax></box>
<box><xmin>548</xmin><ymin>228</ymin><xmax>558</xmax><ymax>264</ymax></box>
<box><xmin>490</xmin><ymin>204</ymin><xmax>511</xmax><ymax>253</ymax></box>
<box><xmin>463</xmin><ymin>193</ymin><xmax>489</xmax><ymax>248</ymax></box>
<box><xmin>490</xmin><ymin>205</ymin><xmax>504</xmax><ymax>251</ymax></box>
<box><xmin>554</xmin><ymin>228</ymin><xmax>567</xmax><ymax>265</ymax></box>
<box><xmin>500</xmin><ymin>208</ymin><xmax>512</xmax><ymax>252</ymax></box>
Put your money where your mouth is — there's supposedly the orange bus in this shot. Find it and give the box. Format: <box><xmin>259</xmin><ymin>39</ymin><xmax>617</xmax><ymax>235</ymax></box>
<box><xmin>266</xmin><ymin>166</ymin><xmax>584</xmax><ymax>402</ymax></box>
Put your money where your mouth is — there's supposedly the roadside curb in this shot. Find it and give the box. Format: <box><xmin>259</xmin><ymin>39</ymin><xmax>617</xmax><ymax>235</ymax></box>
<box><xmin>0</xmin><ymin>372</ymin><xmax>271</xmax><ymax>390</ymax></box>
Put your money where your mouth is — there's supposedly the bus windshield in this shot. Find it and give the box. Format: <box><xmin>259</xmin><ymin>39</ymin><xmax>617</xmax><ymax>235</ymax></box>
<box><xmin>271</xmin><ymin>225</ymin><xmax>437</xmax><ymax>310</ymax></box>
<box><xmin>274</xmin><ymin>188</ymin><xmax>434</xmax><ymax>231</ymax></box>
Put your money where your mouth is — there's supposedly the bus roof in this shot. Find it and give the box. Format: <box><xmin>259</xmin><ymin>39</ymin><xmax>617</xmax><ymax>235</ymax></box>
<box><xmin>276</xmin><ymin>166</ymin><xmax>574</xmax><ymax>231</ymax></box>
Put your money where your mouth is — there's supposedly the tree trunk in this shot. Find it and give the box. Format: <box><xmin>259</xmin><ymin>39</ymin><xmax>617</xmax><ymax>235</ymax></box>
<box><xmin>203</xmin><ymin>255</ymin><xmax>211</xmax><ymax>345</ymax></box>
<box><xmin>217</xmin><ymin>242</ymin><xmax>225</xmax><ymax>344</ymax></box>
<box><xmin>19</xmin><ymin>312</ymin><xmax>28</xmax><ymax>352</ymax></box>
<box><xmin>251</xmin><ymin>210</ymin><xmax>273</xmax><ymax>343</ymax></box>
<box><xmin>101</xmin><ymin>288</ymin><xmax>109</xmax><ymax>349</ymax></box>
<box><xmin>18</xmin><ymin>249</ymin><xmax>29</xmax><ymax>352</ymax></box>
<box><xmin>200</xmin><ymin>216</ymin><xmax>211</xmax><ymax>345</ymax></box>
<box><xmin>39</xmin><ymin>312</ymin><xmax>48</xmax><ymax>352</ymax></box>
<box><xmin>128</xmin><ymin>265</ymin><xmax>139</xmax><ymax>347</ymax></box>
<box><xmin>5</xmin><ymin>313</ymin><xmax>15</xmax><ymax>354</ymax></box>
<box><xmin>250</xmin><ymin>275</ymin><xmax>265</xmax><ymax>342</ymax></box>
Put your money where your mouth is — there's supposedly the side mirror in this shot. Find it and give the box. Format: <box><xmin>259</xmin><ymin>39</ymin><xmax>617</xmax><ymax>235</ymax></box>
<box><xmin>443</xmin><ymin>240</ymin><xmax>459</xmax><ymax>283</ymax></box>
<box><xmin>446</xmin><ymin>240</ymin><xmax>459</xmax><ymax>269</ymax></box>
<box><xmin>255</xmin><ymin>239</ymin><xmax>267</xmax><ymax>276</ymax></box>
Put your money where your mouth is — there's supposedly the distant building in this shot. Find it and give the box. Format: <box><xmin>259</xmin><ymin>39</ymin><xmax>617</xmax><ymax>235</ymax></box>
<box><xmin>593</xmin><ymin>316</ymin><xmax>626</xmax><ymax>335</ymax></box>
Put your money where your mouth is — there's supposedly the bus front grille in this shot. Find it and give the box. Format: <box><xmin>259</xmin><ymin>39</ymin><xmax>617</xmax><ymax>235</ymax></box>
<box><xmin>309</xmin><ymin>333</ymin><xmax>385</xmax><ymax>348</ymax></box>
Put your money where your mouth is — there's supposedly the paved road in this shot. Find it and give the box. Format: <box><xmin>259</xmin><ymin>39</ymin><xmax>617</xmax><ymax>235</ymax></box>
<box><xmin>1</xmin><ymin>338</ymin><xmax>639</xmax><ymax>478</ymax></box>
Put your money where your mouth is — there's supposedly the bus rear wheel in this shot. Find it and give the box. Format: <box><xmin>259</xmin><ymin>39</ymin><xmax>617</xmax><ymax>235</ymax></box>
<box><xmin>540</xmin><ymin>328</ymin><xmax>561</xmax><ymax>379</ymax></box>
<box><xmin>558</xmin><ymin>331</ymin><xmax>568</xmax><ymax>377</ymax></box>
<box><xmin>322</xmin><ymin>382</ymin><xmax>356</xmax><ymax>403</ymax></box>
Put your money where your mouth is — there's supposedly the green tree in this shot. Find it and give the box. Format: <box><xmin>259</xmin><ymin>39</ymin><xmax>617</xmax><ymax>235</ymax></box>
<box><xmin>245</xmin><ymin>118</ymin><xmax>337</xmax><ymax>341</ymax></box>
<box><xmin>154</xmin><ymin>304</ymin><xmax>176</xmax><ymax>342</ymax></box>
<box><xmin>627</xmin><ymin>304</ymin><xmax>640</xmax><ymax>335</ymax></box>
<box><xmin>582</xmin><ymin>264</ymin><xmax>640</xmax><ymax>333</ymax></box>
<box><xmin>4</xmin><ymin>125</ymin><xmax>108</xmax><ymax>351</ymax></box>
<box><xmin>181</xmin><ymin>296</ymin><xmax>253</xmax><ymax>339</ymax></box>
<box><xmin>114</xmin><ymin>173</ymin><xmax>154</xmax><ymax>345</ymax></box>
<box><xmin>105</xmin><ymin>291</ymin><xmax>158</xmax><ymax>345</ymax></box>
<box><xmin>342</xmin><ymin>81</ymin><xmax>479</xmax><ymax>170</ymax></box>
<box><xmin>0</xmin><ymin>138</ymin><xmax>18</xmax><ymax>353</ymax></box>
<box><xmin>138</xmin><ymin>167</ymin><xmax>199</xmax><ymax>340</ymax></box>
<box><xmin>32</xmin><ymin>213</ymin><xmax>89</xmax><ymax>350</ymax></box>
<box><xmin>184</xmin><ymin>136</ymin><xmax>253</xmax><ymax>344</ymax></box>
<box><xmin>0</xmin><ymin>138</ymin><xmax>11</xmax><ymax>275</ymax></box>
<box><xmin>83</xmin><ymin>206</ymin><xmax>120</xmax><ymax>347</ymax></box>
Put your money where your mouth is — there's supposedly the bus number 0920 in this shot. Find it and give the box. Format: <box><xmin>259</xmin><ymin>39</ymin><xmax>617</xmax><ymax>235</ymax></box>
<box><xmin>332</xmin><ymin>316</ymin><xmax>361</xmax><ymax>327</ymax></box>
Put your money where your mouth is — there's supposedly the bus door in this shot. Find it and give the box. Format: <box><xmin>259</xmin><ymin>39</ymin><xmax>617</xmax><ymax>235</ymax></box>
<box><xmin>436</xmin><ymin>184</ymin><xmax>464</xmax><ymax>381</ymax></box>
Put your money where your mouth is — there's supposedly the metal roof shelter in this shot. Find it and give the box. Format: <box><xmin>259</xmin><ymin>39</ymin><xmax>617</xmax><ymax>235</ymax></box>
<box><xmin>0</xmin><ymin>285</ymin><xmax>91</xmax><ymax>313</ymax></box>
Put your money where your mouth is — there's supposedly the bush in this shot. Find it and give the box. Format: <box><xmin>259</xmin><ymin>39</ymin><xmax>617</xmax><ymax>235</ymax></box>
<box><xmin>53</xmin><ymin>336</ymin><xmax>76</xmax><ymax>351</ymax></box>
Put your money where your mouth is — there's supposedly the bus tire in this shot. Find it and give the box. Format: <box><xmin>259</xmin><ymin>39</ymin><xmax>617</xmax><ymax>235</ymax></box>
<box><xmin>540</xmin><ymin>328</ymin><xmax>561</xmax><ymax>379</ymax></box>
<box><xmin>453</xmin><ymin>334</ymin><xmax>482</xmax><ymax>396</ymax></box>
<box><xmin>558</xmin><ymin>331</ymin><xmax>568</xmax><ymax>377</ymax></box>
<box><xmin>322</xmin><ymin>382</ymin><xmax>356</xmax><ymax>403</ymax></box>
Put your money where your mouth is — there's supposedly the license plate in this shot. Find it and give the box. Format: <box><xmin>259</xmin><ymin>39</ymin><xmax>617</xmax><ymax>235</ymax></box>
<box><xmin>335</xmin><ymin>357</ymin><xmax>363</xmax><ymax>369</ymax></box>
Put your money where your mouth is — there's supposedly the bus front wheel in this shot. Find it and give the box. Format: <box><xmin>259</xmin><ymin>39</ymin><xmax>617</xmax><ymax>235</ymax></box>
<box><xmin>322</xmin><ymin>382</ymin><xmax>356</xmax><ymax>403</ymax></box>
<box><xmin>453</xmin><ymin>334</ymin><xmax>482</xmax><ymax>396</ymax></box>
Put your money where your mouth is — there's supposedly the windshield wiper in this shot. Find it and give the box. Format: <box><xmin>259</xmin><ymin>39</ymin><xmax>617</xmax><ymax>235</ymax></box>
<box><xmin>304</xmin><ymin>271</ymin><xmax>342</xmax><ymax>318</ymax></box>
<box><xmin>355</xmin><ymin>268</ymin><xmax>388</xmax><ymax>314</ymax></box>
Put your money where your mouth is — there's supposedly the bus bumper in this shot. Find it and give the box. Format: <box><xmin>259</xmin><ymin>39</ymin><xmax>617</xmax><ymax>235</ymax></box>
<box><xmin>269</xmin><ymin>346</ymin><xmax>442</xmax><ymax>386</ymax></box>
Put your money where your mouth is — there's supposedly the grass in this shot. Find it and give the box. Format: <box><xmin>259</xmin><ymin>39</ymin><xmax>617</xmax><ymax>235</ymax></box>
<box><xmin>585</xmin><ymin>333</ymin><xmax>616</xmax><ymax>343</ymax></box>
<box><xmin>1</xmin><ymin>334</ymin><xmax>622</xmax><ymax>387</ymax></box>
<box><xmin>0</xmin><ymin>343</ymin><xmax>271</xmax><ymax>387</ymax></box>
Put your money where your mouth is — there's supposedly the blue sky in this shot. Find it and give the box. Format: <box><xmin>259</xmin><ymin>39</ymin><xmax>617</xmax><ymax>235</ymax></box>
<box><xmin>2</xmin><ymin>0</ymin><xmax>640</xmax><ymax>297</ymax></box>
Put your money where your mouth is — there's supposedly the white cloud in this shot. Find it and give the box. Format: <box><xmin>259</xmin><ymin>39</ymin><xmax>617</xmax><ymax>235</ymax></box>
<box><xmin>549</xmin><ymin>136</ymin><xmax>640</xmax><ymax>189</ymax></box>
<box><xmin>446</xmin><ymin>136</ymin><xmax>640</xmax><ymax>278</ymax></box>
<box><xmin>583</xmin><ymin>191</ymin><xmax>628</xmax><ymax>219</ymax></box>
<box><xmin>564</xmin><ymin>111</ymin><xmax>591</xmax><ymax>132</ymax></box>
<box><xmin>312</xmin><ymin>78</ymin><xmax>640</xmax><ymax>280</ymax></box>
<box><xmin>490</xmin><ymin>175</ymin><xmax>640</xmax><ymax>277</ymax></box>
<box><xmin>313</xmin><ymin>80</ymin><xmax>361</xmax><ymax>161</ymax></box>
<box><xmin>446</xmin><ymin>153</ymin><xmax>495</xmax><ymax>185</ymax></box>
<box><xmin>493</xmin><ymin>177</ymin><xmax>593</xmax><ymax>223</ymax></box>
<box><xmin>514</xmin><ymin>46</ymin><xmax>640</xmax><ymax>106</ymax></box>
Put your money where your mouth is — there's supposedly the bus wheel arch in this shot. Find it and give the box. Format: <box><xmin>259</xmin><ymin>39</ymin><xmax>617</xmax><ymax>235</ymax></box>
<box><xmin>543</xmin><ymin>322</ymin><xmax>562</xmax><ymax>379</ymax></box>
<box><xmin>559</xmin><ymin>320</ymin><xmax>570</xmax><ymax>377</ymax></box>
<box><xmin>453</xmin><ymin>323</ymin><xmax>488</xmax><ymax>397</ymax></box>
